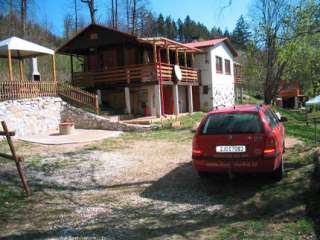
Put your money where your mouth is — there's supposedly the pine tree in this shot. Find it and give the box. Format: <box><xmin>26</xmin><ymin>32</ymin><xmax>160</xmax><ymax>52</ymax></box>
<box><xmin>232</xmin><ymin>15</ymin><xmax>251</xmax><ymax>49</ymax></box>
<box><xmin>156</xmin><ymin>14</ymin><xmax>165</xmax><ymax>36</ymax></box>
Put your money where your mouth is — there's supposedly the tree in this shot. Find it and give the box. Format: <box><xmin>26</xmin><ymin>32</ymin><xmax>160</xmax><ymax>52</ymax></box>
<box><xmin>80</xmin><ymin>0</ymin><xmax>96</xmax><ymax>24</ymax></box>
<box><xmin>251</xmin><ymin>0</ymin><xmax>290</xmax><ymax>104</ymax></box>
<box><xmin>232</xmin><ymin>15</ymin><xmax>251</xmax><ymax>49</ymax></box>
<box><xmin>156</xmin><ymin>14</ymin><xmax>165</xmax><ymax>36</ymax></box>
<box><xmin>63</xmin><ymin>14</ymin><xmax>74</xmax><ymax>39</ymax></box>
<box><xmin>20</xmin><ymin>0</ymin><xmax>26</xmax><ymax>37</ymax></box>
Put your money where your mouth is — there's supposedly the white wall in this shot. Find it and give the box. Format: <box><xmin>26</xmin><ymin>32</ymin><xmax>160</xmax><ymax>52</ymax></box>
<box><xmin>194</xmin><ymin>42</ymin><xmax>235</xmax><ymax>111</ymax></box>
<box><xmin>193</xmin><ymin>51</ymin><xmax>212</xmax><ymax>111</ymax></box>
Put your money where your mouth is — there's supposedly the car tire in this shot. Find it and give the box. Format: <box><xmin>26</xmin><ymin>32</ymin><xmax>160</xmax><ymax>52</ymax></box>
<box><xmin>272</xmin><ymin>158</ymin><xmax>284</xmax><ymax>182</ymax></box>
<box><xmin>198</xmin><ymin>171</ymin><xmax>210</xmax><ymax>179</ymax></box>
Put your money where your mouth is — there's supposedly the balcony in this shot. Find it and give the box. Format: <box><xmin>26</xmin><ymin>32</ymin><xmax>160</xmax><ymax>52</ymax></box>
<box><xmin>72</xmin><ymin>63</ymin><xmax>199</xmax><ymax>88</ymax></box>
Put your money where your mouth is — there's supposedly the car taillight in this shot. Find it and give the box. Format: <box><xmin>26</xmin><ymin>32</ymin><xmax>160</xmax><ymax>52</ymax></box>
<box><xmin>192</xmin><ymin>135</ymin><xmax>203</xmax><ymax>157</ymax></box>
<box><xmin>264</xmin><ymin>135</ymin><xmax>277</xmax><ymax>159</ymax></box>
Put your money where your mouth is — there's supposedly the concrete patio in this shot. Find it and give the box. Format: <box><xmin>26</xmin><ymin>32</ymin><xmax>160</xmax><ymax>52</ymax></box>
<box><xmin>18</xmin><ymin>129</ymin><xmax>122</xmax><ymax>145</ymax></box>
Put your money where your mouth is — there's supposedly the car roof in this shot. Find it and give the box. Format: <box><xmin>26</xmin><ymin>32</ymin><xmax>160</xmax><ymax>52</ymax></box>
<box><xmin>208</xmin><ymin>104</ymin><xmax>268</xmax><ymax>115</ymax></box>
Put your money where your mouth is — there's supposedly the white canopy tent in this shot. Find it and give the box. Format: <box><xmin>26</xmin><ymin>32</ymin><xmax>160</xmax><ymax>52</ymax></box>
<box><xmin>0</xmin><ymin>36</ymin><xmax>56</xmax><ymax>81</ymax></box>
<box><xmin>306</xmin><ymin>95</ymin><xmax>320</xmax><ymax>106</ymax></box>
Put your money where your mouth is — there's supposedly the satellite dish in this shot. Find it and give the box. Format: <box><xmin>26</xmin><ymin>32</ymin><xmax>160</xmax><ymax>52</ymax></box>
<box><xmin>174</xmin><ymin>65</ymin><xmax>182</xmax><ymax>81</ymax></box>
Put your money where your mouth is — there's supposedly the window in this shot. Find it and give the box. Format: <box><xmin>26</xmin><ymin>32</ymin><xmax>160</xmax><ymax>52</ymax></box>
<box><xmin>225</xmin><ymin>59</ymin><xmax>231</xmax><ymax>75</ymax></box>
<box><xmin>264</xmin><ymin>109</ymin><xmax>278</xmax><ymax>129</ymax></box>
<box><xmin>202</xmin><ymin>113</ymin><xmax>263</xmax><ymax>135</ymax></box>
<box><xmin>216</xmin><ymin>56</ymin><xmax>223</xmax><ymax>73</ymax></box>
<box><xmin>203</xmin><ymin>85</ymin><xmax>209</xmax><ymax>94</ymax></box>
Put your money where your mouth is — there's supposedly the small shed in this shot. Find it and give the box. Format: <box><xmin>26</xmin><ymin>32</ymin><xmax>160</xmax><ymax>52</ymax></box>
<box><xmin>0</xmin><ymin>36</ymin><xmax>56</xmax><ymax>81</ymax></box>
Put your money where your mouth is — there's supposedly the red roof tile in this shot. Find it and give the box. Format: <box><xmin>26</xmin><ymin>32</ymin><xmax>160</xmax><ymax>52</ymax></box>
<box><xmin>185</xmin><ymin>38</ymin><xmax>238</xmax><ymax>57</ymax></box>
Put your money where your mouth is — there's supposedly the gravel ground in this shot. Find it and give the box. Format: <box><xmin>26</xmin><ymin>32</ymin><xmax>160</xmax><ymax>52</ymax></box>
<box><xmin>0</xmin><ymin>136</ymin><xmax>317</xmax><ymax>239</ymax></box>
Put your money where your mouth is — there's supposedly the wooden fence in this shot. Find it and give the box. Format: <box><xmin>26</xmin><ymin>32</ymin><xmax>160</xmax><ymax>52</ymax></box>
<box><xmin>0</xmin><ymin>81</ymin><xmax>57</xmax><ymax>101</ymax></box>
<box><xmin>0</xmin><ymin>81</ymin><xmax>99</xmax><ymax>114</ymax></box>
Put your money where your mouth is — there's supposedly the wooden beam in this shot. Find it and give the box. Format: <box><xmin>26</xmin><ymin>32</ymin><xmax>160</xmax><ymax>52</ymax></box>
<box><xmin>184</xmin><ymin>51</ymin><xmax>187</xmax><ymax>67</ymax></box>
<box><xmin>52</xmin><ymin>54</ymin><xmax>57</xmax><ymax>82</ymax></box>
<box><xmin>0</xmin><ymin>131</ymin><xmax>15</xmax><ymax>136</ymax></box>
<box><xmin>70</xmin><ymin>55</ymin><xmax>74</xmax><ymax>85</ymax></box>
<box><xmin>166</xmin><ymin>47</ymin><xmax>170</xmax><ymax>64</ymax></box>
<box><xmin>175</xmin><ymin>49</ymin><xmax>179</xmax><ymax>65</ymax></box>
<box><xmin>7</xmin><ymin>49</ymin><xmax>13</xmax><ymax>81</ymax></box>
<box><xmin>19</xmin><ymin>60</ymin><xmax>24</xmax><ymax>81</ymax></box>
<box><xmin>153</xmin><ymin>44</ymin><xmax>157</xmax><ymax>64</ymax></box>
<box><xmin>191</xmin><ymin>53</ymin><xmax>195</xmax><ymax>67</ymax></box>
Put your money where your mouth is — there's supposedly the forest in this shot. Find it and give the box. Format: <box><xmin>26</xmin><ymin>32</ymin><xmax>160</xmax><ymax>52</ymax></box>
<box><xmin>0</xmin><ymin>0</ymin><xmax>320</xmax><ymax>103</ymax></box>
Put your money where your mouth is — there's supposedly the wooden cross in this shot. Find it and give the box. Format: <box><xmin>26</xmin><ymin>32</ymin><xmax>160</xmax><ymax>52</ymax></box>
<box><xmin>0</xmin><ymin>121</ymin><xmax>31</xmax><ymax>197</ymax></box>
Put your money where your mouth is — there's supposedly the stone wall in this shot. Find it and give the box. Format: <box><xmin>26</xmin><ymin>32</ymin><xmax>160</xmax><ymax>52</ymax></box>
<box><xmin>0</xmin><ymin>97</ymin><xmax>151</xmax><ymax>137</ymax></box>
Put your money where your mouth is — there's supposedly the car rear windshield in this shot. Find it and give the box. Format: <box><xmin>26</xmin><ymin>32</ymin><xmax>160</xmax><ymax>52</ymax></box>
<box><xmin>202</xmin><ymin>112</ymin><xmax>263</xmax><ymax>135</ymax></box>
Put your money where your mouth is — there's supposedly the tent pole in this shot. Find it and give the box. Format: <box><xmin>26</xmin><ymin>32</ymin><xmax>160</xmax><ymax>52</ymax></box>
<box><xmin>8</xmin><ymin>49</ymin><xmax>13</xmax><ymax>81</ymax></box>
<box><xmin>52</xmin><ymin>54</ymin><xmax>57</xmax><ymax>82</ymax></box>
<box><xmin>19</xmin><ymin>59</ymin><xmax>24</xmax><ymax>81</ymax></box>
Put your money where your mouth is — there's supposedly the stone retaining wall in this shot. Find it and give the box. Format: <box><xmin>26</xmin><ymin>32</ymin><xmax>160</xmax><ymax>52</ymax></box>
<box><xmin>0</xmin><ymin>97</ymin><xmax>151</xmax><ymax>137</ymax></box>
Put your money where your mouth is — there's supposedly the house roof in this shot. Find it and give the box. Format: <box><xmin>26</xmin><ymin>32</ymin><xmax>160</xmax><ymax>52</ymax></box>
<box><xmin>185</xmin><ymin>38</ymin><xmax>238</xmax><ymax>57</ymax></box>
<box><xmin>57</xmin><ymin>24</ymin><xmax>138</xmax><ymax>55</ymax></box>
<box><xmin>0</xmin><ymin>36</ymin><xmax>54</xmax><ymax>58</ymax></box>
<box><xmin>138</xmin><ymin>37</ymin><xmax>201</xmax><ymax>53</ymax></box>
<box><xmin>279</xmin><ymin>80</ymin><xmax>303</xmax><ymax>97</ymax></box>
<box><xmin>57</xmin><ymin>24</ymin><xmax>201</xmax><ymax>55</ymax></box>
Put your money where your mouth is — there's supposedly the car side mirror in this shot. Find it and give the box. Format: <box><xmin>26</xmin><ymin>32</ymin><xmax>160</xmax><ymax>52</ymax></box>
<box><xmin>191</xmin><ymin>128</ymin><xmax>197</xmax><ymax>133</ymax></box>
<box><xmin>280</xmin><ymin>116</ymin><xmax>288</xmax><ymax>122</ymax></box>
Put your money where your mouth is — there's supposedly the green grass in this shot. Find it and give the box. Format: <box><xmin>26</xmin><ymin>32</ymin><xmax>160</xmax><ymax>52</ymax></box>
<box><xmin>87</xmin><ymin>112</ymin><xmax>206</xmax><ymax>151</ymax></box>
<box><xmin>274</xmin><ymin>108</ymin><xmax>316</xmax><ymax>143</ymax></box>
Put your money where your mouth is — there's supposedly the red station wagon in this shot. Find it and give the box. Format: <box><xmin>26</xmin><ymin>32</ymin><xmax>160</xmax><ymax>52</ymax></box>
<box><xmin>192</xmin><ymin>105</ymin><xmax>286</xmax><ymax>181</ymax></box>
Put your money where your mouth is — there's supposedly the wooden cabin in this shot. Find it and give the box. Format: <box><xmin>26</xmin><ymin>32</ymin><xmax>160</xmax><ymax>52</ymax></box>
<box><xmin>57</xmin><ymin>24</ymin><xmax>201</xmax><ymax>118</ymax></box>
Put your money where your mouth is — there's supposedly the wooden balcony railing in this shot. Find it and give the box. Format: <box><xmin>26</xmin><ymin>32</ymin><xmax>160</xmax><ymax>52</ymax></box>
<box><xmin>156</xmin><ymin>63</ymin><xmax>198</xmax><ymax>83</ymax></box>
<box><xmin>72</xmin><ymin>63</ymin><xmax>199</xmax><ymax>88</ymax></box>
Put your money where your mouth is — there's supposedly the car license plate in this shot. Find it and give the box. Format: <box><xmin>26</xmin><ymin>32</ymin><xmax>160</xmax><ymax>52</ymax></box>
<box><xmin>216</xmin><ymin>145</ymin><xmax>246</xmax><ymax>153</ymax></box>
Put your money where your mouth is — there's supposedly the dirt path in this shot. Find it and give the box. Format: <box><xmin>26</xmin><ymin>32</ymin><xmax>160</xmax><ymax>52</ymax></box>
<box><xmin>0</xmin><ymin>136</ymin><xmax>317</xmax><ymax>239</ymax></box>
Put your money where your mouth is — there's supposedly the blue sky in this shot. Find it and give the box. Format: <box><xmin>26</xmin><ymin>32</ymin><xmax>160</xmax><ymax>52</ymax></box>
<box><xmin>35</xmin><ymin>0</ymin><xmax>252</xmax><ymax>36</ymax></box>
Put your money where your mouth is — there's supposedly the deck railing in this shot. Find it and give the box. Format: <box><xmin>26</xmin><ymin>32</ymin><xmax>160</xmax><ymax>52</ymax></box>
<box><xmin>0</xmin><ymin>81</ymin><xmax>57</xmax><ymax>101</ymax></box>
<box><xmin>0</xmin><ymin>81</ymin><xmax>99</xmax><ymax>114</ymax></box>
<box><xmin>57</xmin><ymin>83</ymin><xmax>99</xmax><ymax>114</ymax></box>
<box><xmin>72</xmin><ymin>63</ymin><xmax>199</xmax><ymax>87</ymax></box>
<box><xmin>156</xmin><ymin>63</ymin><xmax>198</xmax><ymax>83</ymax></box>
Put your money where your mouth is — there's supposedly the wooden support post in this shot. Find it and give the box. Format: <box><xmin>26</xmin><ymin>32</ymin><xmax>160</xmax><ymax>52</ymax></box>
<box><xmin>166</xmin><ymin>47</ymin><xmax>170</xmax><ymax>64</ymax></box>
<box><xmin>184</xmin><ymin>51</ymin><xmax>187</xmax><ymax>67</ymax></box>
<box><xmin>191</xmin><ymin>53</ymin><xmax>195</xmax><ymax>67</ymax></box>
<box><xmin>8</xmin><ymin>49</ymin><xmax>13</xmax><ymax>81</ymax></box>
<box><xmin>70</xmin><ymin>55</ymin><xmax>74</xmax><ymax>84</ymax></box>
<box><xmin>52</xmin><ymin>54</ymin><xmax>57</xmax><ymax>82</ymax></box>
<box><xmin>19</xmin><ymin>60</ymin><xmax>24</xmax><ymax>81</ymax></box>
<box><xmin>175</xmin><ymin>49</ymin><xmax>179</xmax><ymax>65</ymax></box>
<box><xmin>1</xmin><ymin>121</ymin><xmax>31</xmax><ymax>197</ymax></box>
<box><xmin>153</xmin><ymin>44</ymin><xmax>157</xmax><ymax>64</ymax></box>
<box><xmin>95</xmin><ymin>95</ymin><xmax>99</xmax><ymax>115</ymax></box>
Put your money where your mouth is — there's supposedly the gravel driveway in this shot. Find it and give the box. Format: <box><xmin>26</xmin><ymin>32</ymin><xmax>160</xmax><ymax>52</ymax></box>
<box><xmin>0</xmin><ymin>135</ymin><xmax>316</xmax><ymax>239</ymax></box>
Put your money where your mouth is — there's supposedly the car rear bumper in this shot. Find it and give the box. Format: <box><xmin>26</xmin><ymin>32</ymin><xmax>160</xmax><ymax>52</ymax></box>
<box><xmin>192</xmin><ymin>157</ymin><xmax>280</xmax><ymax>173</ymax></box>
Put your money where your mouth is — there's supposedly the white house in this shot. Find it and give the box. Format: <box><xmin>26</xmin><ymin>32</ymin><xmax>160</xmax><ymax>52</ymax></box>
<box><xmin>185</xmin><ymin>38</ymin><xmax>239</xmax><ymax>111</ymax></box>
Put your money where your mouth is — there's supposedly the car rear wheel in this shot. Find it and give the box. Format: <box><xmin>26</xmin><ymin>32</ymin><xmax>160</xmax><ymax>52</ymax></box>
<box><xmin>271</xmin><ymin>158</ymin><xmax>284</xmax><ymax>182</ymax></box>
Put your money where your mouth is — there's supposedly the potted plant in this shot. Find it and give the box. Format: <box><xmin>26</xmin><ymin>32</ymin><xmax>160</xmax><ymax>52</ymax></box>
<box><xmin>59</xmin><ymin>116</ymin><xmax>75</xmax><ymax>135</ymax></box>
